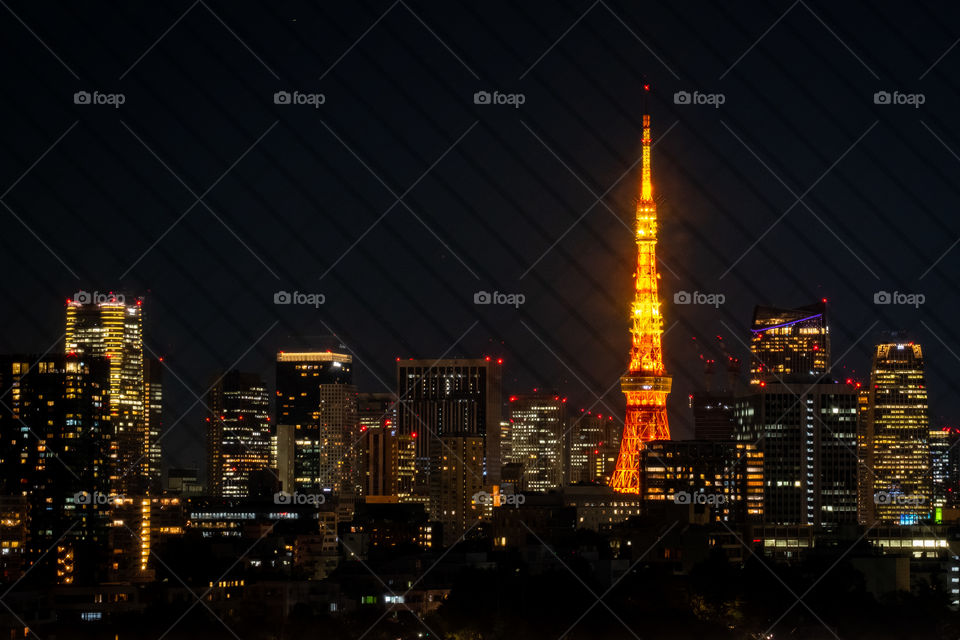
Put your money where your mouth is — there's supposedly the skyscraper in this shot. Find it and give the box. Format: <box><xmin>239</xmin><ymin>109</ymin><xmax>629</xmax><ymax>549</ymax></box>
<box><xmin>358</xmin><ymin>392</ymin><xmax>400</xmax><ymax>501</ymax></box>
<box><xmin>611</xmin><ymin>89</ymin><xmax>672</xmax><ymax>494</ymax></box>
<box><xmin>929</xmin><ymin>427</ymin><xmax>960</xmax><ymax>510</ymax></box>
<box><xmin>396</xmin><ymin>358</ymin><xmax>501</xmax><ymax>542</ymax></box>
<box><xmin>735</xmin><ymin>381</ymin><xmax>859</xmax><ymax>526</ymax></box>
<box><xmin>749</xmin><ymin>301</ymin><xmax>830</xmax><ymax>385</ymax></box>
<box><xmin>0</xmin><ymin>354</ymin><xmax>113</xmax><ymax>583</ymax></box>
<box><xmin>863</xmin><ymin>343</ymin><xmax>933</xmax><ymax>524</ymax></box>
<box><xmin>569</xmin><ymin>411</ymin><xmax>620</xmax><ymax>484</ymax></box>
<box><xmin>736</xmin><ymin>303</ymin><xmax>858</xmax><ymax>526</ymax></box>
<box><xmin>145</xmin><ymin>357</ymin><xmax>163</xmax><ymax>493</ymax></box>
<box><xmin>65</xmin><ymin>294</ymin><xmax>151</xmax><ymax>494</ymax></box>
<box><xmin>508</xmin><ymin>393</ymin><xmax>566</xmax><ymax>493</ymax></box>
<box><xmin>206</xmin><ymin>370</ymin><xmax>272</xmax><ymax>498</ymax></box>
<box><xmin>690</xmin><ymin>391</ymin><xmax>737</xmax><ymax>440</ymax></box>
<box><xmin>276</xmin><ymin>352</ymin><xmax>359</xmax><ymax>495</ymax></box>
<box><xmin>396</xmin><ymin>357</ymin><xmax>502</xmax><ymax>490</ymax></box>
<box><xmin>430</xmin><ymin>435</ymin><xmax>485</xmax><ymax>546</ymax></box>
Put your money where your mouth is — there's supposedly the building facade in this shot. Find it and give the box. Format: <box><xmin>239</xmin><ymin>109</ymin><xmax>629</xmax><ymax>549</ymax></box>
<box><xmin>276</xmin><ymin>352</ymin><xmax>359</xmax><ymax>496</ymax></box>
<box><xmin>862</xmin><ymin>343</ymin><xmax>933</xmax><ymax>524</ymax></box>
<box><xmin>749</xmin><ymin>301</ymin><xmax>830</xmax><ymax>385</ymax></box>
<box><xmin>735</xmin><ymin>381</ymin><xmax>859</xmax><ymax>526</ymax></box>
<box><xmin>206</xmin><ymin>370</ymin><xmax>272</xmax><ymax>498</ymax></box>
<box><xmin>66</xmin><ymin>295</ymin><xmax>151</xmax><ymax>494</ymax></box>
<box><xmin>508</xmin><ymin>393</ymin><xmax>566</xmax><ymax>493</ymax></box>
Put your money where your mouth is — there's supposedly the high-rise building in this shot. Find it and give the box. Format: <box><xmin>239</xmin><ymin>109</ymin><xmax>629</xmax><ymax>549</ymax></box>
<box><xmin>641</xmin><ymin>440</ymin><xmax>762</xmax><ymax>522</ymax></box>
<box><xmin>0</xmin><ymin>354</ymin><xmax>113</xmax><ymax>584</ymax></box>
<box><xmin>430</xmin><ymin>435</ymin><xmax>485</xmax><ymax>546</ymax></box>
<box><xmin>145</xmin><ymin>357</ymin><xmax>163</xmax><ymax>493</ymax></box>
<box><xmin>735</xmin><ymin>381</ymin><xmax>859</xmax><ymax>526</ymax></box>
<box><xmin>358</xmin><ymin>393</ymin><xmax>400</xmax><ymax>501</ymax></box>
<box><xmin>65</xmin><ymin>294</ymin><xmax>151</xmax><ymax>494</ymax></box>
<box><xmin>508</xmin><ymin>393</ymin><xmax>566</xmax><ymax>493</ymax></box>
<box><xmin>749</xmin><ymin>301</ymin><xmax>830</xmax><ymax>385</ymax></box>
<box><xmin>930</xmin><ymin>427</ymin><xmax>960</xmax><ymax>510</ymax></box>
<box><xmin>276</xmin><ymin>352</ymin><xmax>359</xmax><ymax>496</ymax></box>
<box><xmin>611</xmin><ymin>90</ymin><xmax>672</xmax><ymax>494</ymax></box>
<box><xmin>568</xmin><ymin>411</ymin><xmax>620</xmax><ymax>484</ymax></box>
<box><xmin>690</xmin><ymin>391</ymin><xmax>736</xmax><ymax>440</ymax></box>
<box><xmin>863</xmin><ymin>343</ymin><xmax>933</xmax><ymax>524</ymax></box>
<box><xmin>396</xmin><ymin>357</ymin><xmax>502</xmax><ymax>495</ymax></box>
<box><xmin>206</xmin><ymin>370</ymin><xmax>272</xmax><ymax>498</ymax></box>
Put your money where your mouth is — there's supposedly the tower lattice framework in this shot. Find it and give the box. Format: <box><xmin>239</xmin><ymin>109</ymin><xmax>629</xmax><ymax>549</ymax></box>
<box><xmin>609</xmin><ymin>96</ymin><xmax>671</xmax><ymax>494</ymax></box>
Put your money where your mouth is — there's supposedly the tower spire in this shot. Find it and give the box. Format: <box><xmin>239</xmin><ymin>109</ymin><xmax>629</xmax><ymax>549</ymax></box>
<box><xmin>641</xmin><ymin>83</ymin><xmax>652</xmax><ymax>203</ymax></box>
<box><xmin>610</xmin><ymin>84</ymin><xmax>672</xmax><ymax>495</ymax></box>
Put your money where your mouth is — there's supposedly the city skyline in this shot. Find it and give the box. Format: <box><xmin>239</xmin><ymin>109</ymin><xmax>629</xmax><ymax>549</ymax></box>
<box><xmin>4</xmin><ymin>3</ymin><xmax>960</xmax><ymax>638</ymax></box>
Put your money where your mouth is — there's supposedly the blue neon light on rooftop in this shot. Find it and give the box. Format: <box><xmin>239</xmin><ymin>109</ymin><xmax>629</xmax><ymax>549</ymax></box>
<box><xmin>751</xmin><ymin>313</ymin><xmax>823</xmax><ymax>333</ymax></box>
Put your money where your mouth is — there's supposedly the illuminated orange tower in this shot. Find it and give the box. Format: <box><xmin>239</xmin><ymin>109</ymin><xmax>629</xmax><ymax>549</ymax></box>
<box><xmin>610</xmin><ymin>86</ymin><xmax>671</xmax><ymax>494</ymax></box>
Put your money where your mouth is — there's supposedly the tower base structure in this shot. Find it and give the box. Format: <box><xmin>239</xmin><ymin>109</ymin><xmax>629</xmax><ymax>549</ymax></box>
<box><xmin>610</xmin><ymin>375</ymin><xmax>671</xmax><ymax>494</ymax></box>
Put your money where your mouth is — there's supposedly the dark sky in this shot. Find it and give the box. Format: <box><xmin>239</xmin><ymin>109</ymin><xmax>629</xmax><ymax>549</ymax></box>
<box><xmin>2</xmin><ymin>1</ymin><xmax>960</xmax><ymax>471</ymax></box>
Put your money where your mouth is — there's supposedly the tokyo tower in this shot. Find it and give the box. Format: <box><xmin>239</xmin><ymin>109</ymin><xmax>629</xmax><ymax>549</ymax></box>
<box><xmin>609</xmin><ymin>86</ymin><xmax>672</xmax><ymax>494</ymax></box>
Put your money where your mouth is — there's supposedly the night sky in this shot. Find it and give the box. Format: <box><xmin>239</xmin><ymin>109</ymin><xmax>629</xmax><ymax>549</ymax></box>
<box><xmin>2</xmin><ymin>1</ymin><xmax>959</xmax><ymax>472</ymax></box>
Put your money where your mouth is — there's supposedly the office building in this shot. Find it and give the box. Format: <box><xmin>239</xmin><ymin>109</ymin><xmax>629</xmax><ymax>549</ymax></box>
<box><xmin>0</xmin><ymin>354</ymin><xmax>113</xmax><ymax>583</ymax></box>
<box><xmin>749</xmin><ymin>301</ymin><xmax>830</xmax><ymax>385</ymax></box>
<box><xmin>690</xmin><ymin>391</ymin><xmax>736</xmax><ymax>440</ymax></box>
<box><xmin>641</xmin><ymin>439</ymin><xmax>762</xmax><ymax>522</ymax></box>
<box><xmin>396</xmin><ymin>357</ymin><xmax>502</xmax><ymax>499</ymax></box>
<box><xmin>431</xmin><ymin>435</ymin><xmax>485</xmax><ymax>546</ymax></box>
<box><xmin>206</xmin><ymin>370</ymin><xmax>272</xmax><ymax>498</ymax></box>
<box><xmin>145</xmin><ymin>357</ymin><xmax>163</xmax><ymax>492</ymax></box>
<box><xmin>276</xmin><ymin>352</ymin><xmax>359</xmax><ymax>495</ymax></box>
<box><xmin>735</xmin><ymin>380</ymin><xmax>859</xmax><ymax>526</ymax></box>
<box><xmin>66</xmin><ymin>294</ymin><xmax>151</xmax><ymax>494</ymax></box>
<box><xmin>508</xmin><ymin>393</ymin><xmax>566</xmax><ymax>492</ymax></box>
<box><xmin>930</xmin><ymin>427</ymin><xmax>960</xmax><ymax>509</ymax></box>
<box><xmin>568</xmin><ymin>411</ymin><xmax>620</xmax><ymax>484</ymax></box>
<box><xmin>863</xmin><ymin>343</ymin><xmax>933</xmax><ymax>524</ymax></box>
<box><xmin>358</xmin><ymin>392</ymin><xmax>400</xmax><ymax>501</ymax></box>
